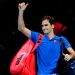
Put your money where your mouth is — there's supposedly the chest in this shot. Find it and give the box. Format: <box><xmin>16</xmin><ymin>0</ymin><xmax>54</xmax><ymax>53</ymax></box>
<box><xmin>39</xmin><ymin>38</ymin><xmax>60</xmax><ymax>52</ymax></box>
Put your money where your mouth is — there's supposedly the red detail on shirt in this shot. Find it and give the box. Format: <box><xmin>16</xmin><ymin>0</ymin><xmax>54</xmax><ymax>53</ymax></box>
<box><xmin>54</xmin><ymin>40</ymin><xmax>57</xmax><ymax>42</ymax></box>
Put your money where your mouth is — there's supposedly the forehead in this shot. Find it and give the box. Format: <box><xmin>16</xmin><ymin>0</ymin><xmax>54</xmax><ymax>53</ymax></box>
<box><xmin>42</xmin><ymin>19</ymin><xmax>49</xmax><ymax>25</ymax></box>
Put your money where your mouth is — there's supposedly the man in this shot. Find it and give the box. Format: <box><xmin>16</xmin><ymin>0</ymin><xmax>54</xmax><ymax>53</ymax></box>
<box><xmin>18</xmin><ymin>2</ymin><xmax>75</xmax><ymax>75</ymax></box>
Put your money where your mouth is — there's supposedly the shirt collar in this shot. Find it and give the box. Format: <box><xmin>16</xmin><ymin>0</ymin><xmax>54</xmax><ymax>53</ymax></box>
<box><xmin>44</xmin><ymin>34</ymin><xmax>59</xmax><ymax>40</ymax></box>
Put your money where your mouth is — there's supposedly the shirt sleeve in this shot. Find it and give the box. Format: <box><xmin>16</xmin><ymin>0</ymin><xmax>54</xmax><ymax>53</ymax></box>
<box><xmin>30</xmin><ymin>31</ymin><xmax>40</xmax><ymax>44</ymax></box>
<box><xmin>61</xmin><ymin>36</ymin><xmax>72</xmax><ymax>48</ymax></box>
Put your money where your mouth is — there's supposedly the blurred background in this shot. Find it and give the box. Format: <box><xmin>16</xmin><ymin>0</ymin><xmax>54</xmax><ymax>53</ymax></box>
<box><xmin>0</xmin><ymin>0</ymin><xmax>75</xmax><ymax>75</ymax></box>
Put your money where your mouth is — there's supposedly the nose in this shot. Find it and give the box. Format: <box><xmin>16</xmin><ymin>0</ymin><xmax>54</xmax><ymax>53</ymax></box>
<box><xmin>42</xmin><ymin>25</ymin><xmax>46</xmax><ymax>30</ymax></box>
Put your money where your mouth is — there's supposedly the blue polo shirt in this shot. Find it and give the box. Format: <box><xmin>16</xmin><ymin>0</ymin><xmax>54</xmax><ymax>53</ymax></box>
<box><xmin>30</xmin><ymin>31</ymin><xmax>71</xmax><ymax>75</ymax></box>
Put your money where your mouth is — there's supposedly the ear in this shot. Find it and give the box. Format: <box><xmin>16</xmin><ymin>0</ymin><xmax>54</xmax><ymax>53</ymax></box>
<box><xmin>52</xmin><ymin>24</ymin><xmax>55</xmax><ymax>29</ymax></box>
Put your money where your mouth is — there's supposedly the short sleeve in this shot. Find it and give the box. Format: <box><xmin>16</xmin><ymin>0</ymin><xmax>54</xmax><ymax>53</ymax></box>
<box><xmin>61</xmin><ymin>36</ymin><xmax>72</xmax><ymax>48</ymax></box>
<box><xmin>30</xmin><ymin>31</ymin><xmax>40</xmax><ymax>44</ymax></box>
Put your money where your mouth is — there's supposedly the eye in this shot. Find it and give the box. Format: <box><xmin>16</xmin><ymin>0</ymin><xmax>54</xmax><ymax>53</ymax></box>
<box><xmin>45</xmin><ymin>24</ymin><xmax>48</xmax><ymax>26</ymax></box>
<box><xmin>41</xmin><ymin>24</ymin><xmax>48</xmax><ymax>27</ymax></box>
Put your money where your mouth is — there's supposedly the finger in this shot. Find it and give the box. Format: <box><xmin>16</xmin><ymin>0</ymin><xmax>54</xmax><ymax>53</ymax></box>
<box><xmin>23</xmin><ymin>2</ymin><xmax>25</xmax><ymax>4</ymax></box>
<box><xmin>26</xmin><ymin>3</ymin><xmax>29</xmax><ymax>7</ymax></box>
<box><xmin>18</xmin><ymin>5</ymin><xmax>21</xmax><ymax>9</ymax></box>
<box><xmin>62</xmin><ymin>53</ymin><xmax>65</xmax><ymax>56</ymax></box>
<box><xmin>19</xmin><ymin>3</ymin><xmax>20</xmax><ymax>5</ymax></box>
<box><xmin>18</xmin><ymin>3</ymin><xmax>22</xmax><ymax>8</ymax></box>
<box><xmin>64</xmin><ymin>56</ymin><xmax>70</xmax><ymax>61</ymax></box>
<box><xmin>66</xmin><ymin>58</ymin><xmax>69</xmax><ymax>61</ymax></box>
<box><xmin>19</xmin><ymin>3</ymin><xmax>25</xmax><ymax>9</ymax></box>
<box><xmin>64</xmin><ymin>57</ymin><xmax>68</xmax><ymax>61</ymax></box>
<box><xmin>21</xmin><ymin>2</ymin><xmax>25</xmax><ymax>5</ymax></box>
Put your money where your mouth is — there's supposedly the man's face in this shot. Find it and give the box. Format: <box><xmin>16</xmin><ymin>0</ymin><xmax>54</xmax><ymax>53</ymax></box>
<box><xmin>42</xmin><ymin>19</ymin><xmax>54</xmax><ymax>34</ymax></box>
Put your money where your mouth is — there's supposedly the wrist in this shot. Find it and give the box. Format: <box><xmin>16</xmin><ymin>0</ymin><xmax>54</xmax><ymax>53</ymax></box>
<box><xmin>19</xmin><ymin>10</ymin><xmax>24</xmax><ymax>16</ymax></box>
<box><xmin>70</xmin><ymin>54</ymin><xmax>73</xmax><ymax>59</ymax></box>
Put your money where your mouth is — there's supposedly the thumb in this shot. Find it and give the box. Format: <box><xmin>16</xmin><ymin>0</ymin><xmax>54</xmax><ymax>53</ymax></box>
<box><xmin>26</xmin><ymin>3</ymin><xmax>29</xmax><ymax>7</ymax></box>
<box><xmin>62</xmin><ymin>53</ymin><xmax>65</xmax><ymax>56</ymax></box>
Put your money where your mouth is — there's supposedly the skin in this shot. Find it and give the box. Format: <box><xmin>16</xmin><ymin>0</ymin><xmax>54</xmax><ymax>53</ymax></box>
<box><xmin>42</xmin><ymin>19</ymin><xmax>55</xmax><ymax>40</ymax></box>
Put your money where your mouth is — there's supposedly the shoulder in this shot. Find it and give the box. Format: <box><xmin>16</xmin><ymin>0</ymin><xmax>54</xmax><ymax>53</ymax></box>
<box><xmin>31</xmin><ymin>31</ymin><xmax>40</xmax><ymax>38</ymax></box>
<box><xmin>30</xmin><ymin>31</ymin><xmax>43</xmax><ymax>44</ymax></box>
<box><xmin>59</xmin><ymin>36</ymin><xmax>72</xmax><ymax>48</ymax></box>
<box><xmin>58</xmin><ymin>36</ymin><xmax>69</xmax><ymax>43</ymax></box>
<box><xmin>55</xmin><ymin>35</ymin><xmax>69</xmax><ymax>43</ymax></box>
<box><xmin>60</xmin><ymin>36</ymin><xmax>68</xmax><ymax>41</ymax></box>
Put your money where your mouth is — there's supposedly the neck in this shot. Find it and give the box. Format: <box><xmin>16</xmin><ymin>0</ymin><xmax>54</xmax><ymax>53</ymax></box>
<box><xmin>47</xmin><ymin>30</ymin><xmax>55</xmax><ymax>40</ymax></box>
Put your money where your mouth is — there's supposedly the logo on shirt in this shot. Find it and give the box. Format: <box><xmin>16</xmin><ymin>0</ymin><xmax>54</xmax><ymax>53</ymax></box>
<box><xmin>54</xmin><ymin>40</ymin><xmax>57</xmax><ymax>42</ymax></box>
<box><xmin>68</xmin><ymin>44</ymin><xmax>71</xmax><ymax>46</ymax></box>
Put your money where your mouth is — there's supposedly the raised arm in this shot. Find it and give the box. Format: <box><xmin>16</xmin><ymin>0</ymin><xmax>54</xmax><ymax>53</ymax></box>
<box><xmin>18</xmin><ymin>2</ymin><xmax>31</xmax><ymax>38</ymax></box>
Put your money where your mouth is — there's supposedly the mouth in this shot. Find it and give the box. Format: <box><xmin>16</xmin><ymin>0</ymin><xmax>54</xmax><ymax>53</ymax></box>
<box><xmin>43</xmin><ymin>30</ymin><xmax>48</xmax><ymax>33</ymax></box>
<box><xmin>43</xmin><ymin>29</ymin><xmax>48</xmax><ymax>31</ymax></box>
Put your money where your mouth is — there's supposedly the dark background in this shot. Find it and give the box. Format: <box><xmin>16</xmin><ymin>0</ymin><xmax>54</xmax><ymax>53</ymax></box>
<box><xmin>0</xmin><ymin>0</ymin><xmax>75</xmax><ymax>75</ymax></box>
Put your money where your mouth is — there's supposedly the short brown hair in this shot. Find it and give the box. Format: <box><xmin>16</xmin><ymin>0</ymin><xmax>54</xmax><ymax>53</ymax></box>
<box><xmin>42</xmin><ymin>16</ymin><xmax>55</xmax><ymax>25</ymax></box>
